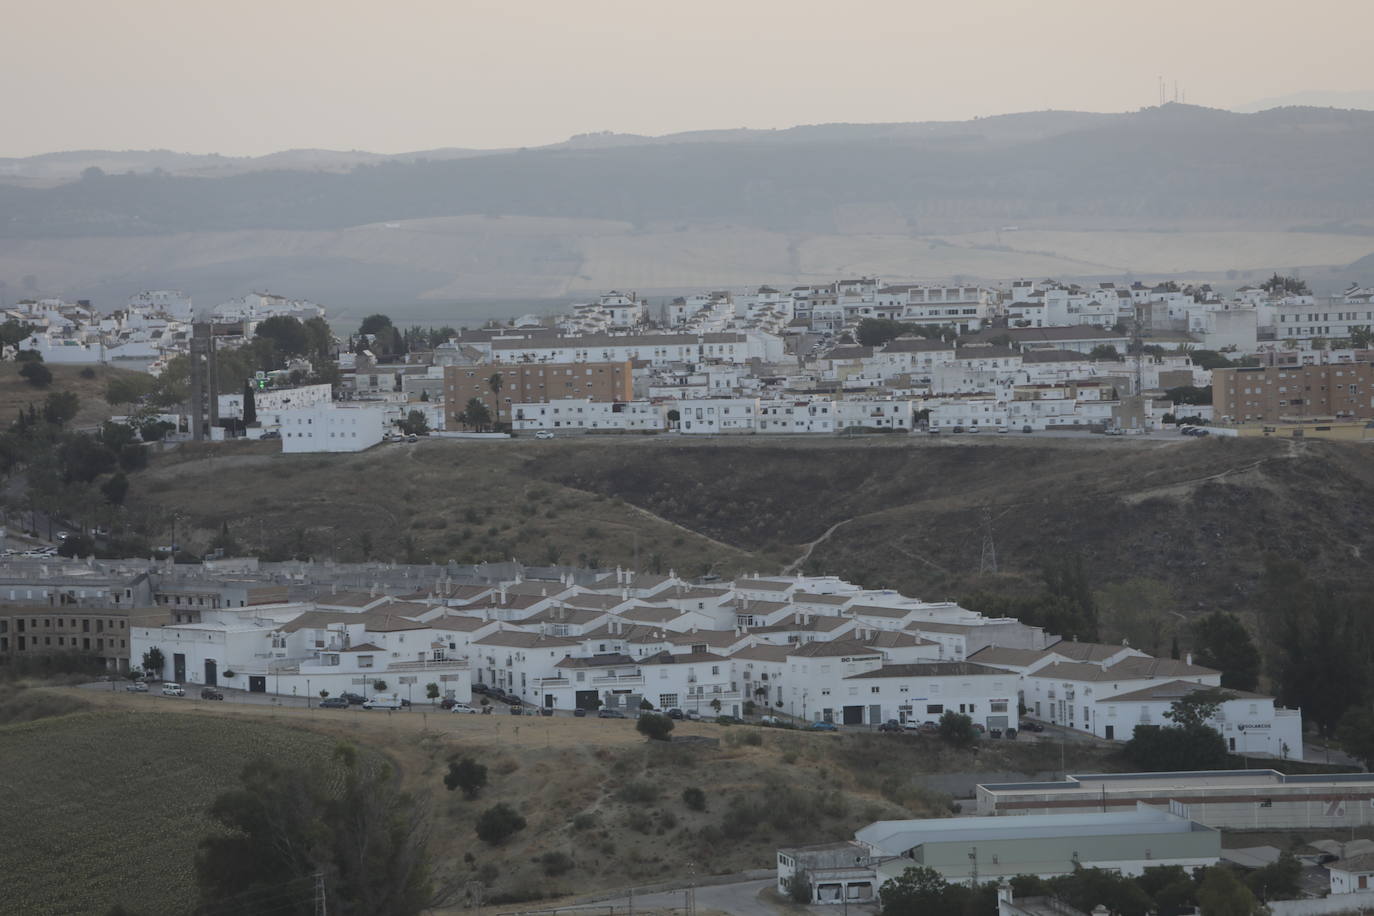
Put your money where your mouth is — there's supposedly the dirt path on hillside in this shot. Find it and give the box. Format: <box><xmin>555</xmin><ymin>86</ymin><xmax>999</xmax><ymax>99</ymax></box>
<box><xmin>781</xmin><ymin>518</ymin><xmax>854</xmax><ymax>575</ymax></box>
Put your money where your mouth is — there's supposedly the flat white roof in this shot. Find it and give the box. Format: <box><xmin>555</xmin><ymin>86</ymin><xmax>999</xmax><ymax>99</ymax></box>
<box><xmin>981</xmin><ymin>770</ymin><xmax>1374</xmax><ymax>796</ymax></box>
<box><xmin>857</xmin><ymin>805</ymin><xmax>1199</xmax><ymax>855</ymax></box>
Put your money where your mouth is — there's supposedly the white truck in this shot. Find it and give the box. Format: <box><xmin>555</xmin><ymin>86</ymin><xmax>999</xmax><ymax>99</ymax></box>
<box><xmin>362</xmin><ymin>693</ymin><xmax>404</xmax><ymax>710</ymax></box>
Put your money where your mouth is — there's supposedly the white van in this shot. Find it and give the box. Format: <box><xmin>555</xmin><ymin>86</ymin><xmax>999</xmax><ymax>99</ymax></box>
<box><xmin>161</xmin><ymin>682</ymin><xmax>185</xmax><ymax>697</ymax></box>
<box><xmin>362</xmin><ymin>694</ymin><xmax>403</xmax><ymax>710</ymax></box>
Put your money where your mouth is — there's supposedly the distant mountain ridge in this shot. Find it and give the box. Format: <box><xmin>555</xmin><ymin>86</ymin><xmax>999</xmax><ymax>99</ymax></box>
<box><xmin>5</xmin><ymin>104</ymin><xmax>1374</xmax><ymax>241</ymax></box>
<box><xmin>6</xmin><ymin>102</ymin><xmax>1370</xmax><ymax>187</ymax></box>
<box><xmin>4</xmin><ymin>103</ymin><xmax>1374</xmax><ymax>310</ymax></box>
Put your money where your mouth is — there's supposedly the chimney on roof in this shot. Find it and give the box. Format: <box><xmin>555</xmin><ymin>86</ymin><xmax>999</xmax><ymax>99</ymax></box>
<box><xmin>1186</xmin><ymin>652</ymin><xmax>1193</xmax><ymax>666</ymax></box>
<box><xmin>499</xmin><ymin>585</ymin><xmax>507</xmax><ymax>606</ymax></box>
<box><xmin>669</xmin><ymin>568</ymin><xmax>675</xmax><ymax>580</ymax></box>
<box><xmin>621</xmin><ymin>587</ymin><xmax>628</xmax><ymax>601</ymax></box>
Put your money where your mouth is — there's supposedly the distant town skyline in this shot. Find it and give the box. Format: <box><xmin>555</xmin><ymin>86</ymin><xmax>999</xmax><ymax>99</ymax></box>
<box><xmin>5</xmin><ymin>0</ymin><xmax>1374</xmax><ymax>159</ymax></box>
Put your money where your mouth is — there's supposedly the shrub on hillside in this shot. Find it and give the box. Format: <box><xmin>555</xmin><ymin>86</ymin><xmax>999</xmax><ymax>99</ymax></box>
<box><xmin>636</xmin><ymin>712</ymin><xmax>674</xmax><ymax>741</ymax></box>
<box><xmin>475</xmin><ymin>803</ymin><xmax>527</xmax><ymax>845</ymax></box>
<box><xmin>681</xmin><ymin>787</ymin><xmax>707</xmax><ymax>811</ymax></box>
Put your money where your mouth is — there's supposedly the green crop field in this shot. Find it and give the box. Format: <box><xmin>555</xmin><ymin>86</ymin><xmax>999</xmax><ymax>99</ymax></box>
<box><xmin>0</xmin><ymin>708</ymin><xmax>344</xmax><ymax>916</ymax></box>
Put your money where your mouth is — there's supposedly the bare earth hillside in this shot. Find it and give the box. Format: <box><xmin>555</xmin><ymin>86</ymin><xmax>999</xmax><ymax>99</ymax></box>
<box><xmin>131</xmin><ymin>435</ymin><xmax>1374</xmax><ymax>619</ymax></box>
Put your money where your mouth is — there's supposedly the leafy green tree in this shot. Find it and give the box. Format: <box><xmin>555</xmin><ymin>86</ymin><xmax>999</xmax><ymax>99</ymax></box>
<box><xmin>1260</xmin><ymin>273</ymin><xmax>1310</xmax><ymax>296</ymax></box>
<box><xmin>1258</xmin><ymin>556</ymin><xmax>1368</xmax><ymax>735</ymax></box>
<box><xmin>1126</xmin><ymin>722</ymin><xmax>1229</xmax><ymax>771</ymax></box>
<box><xmin>1336</xmin><ymin>707</ymin><xmax>1374</xmax><ymax>770</ymax></box>
<box><xmin>1191</xmin><ymin>612</ymin><xmax>1260</xmax><ymax>691</ymax></box>
<box><xmin>1243</xmin><ymin>851</ymin><xmax>1302</xmax><ymax>901</ymax></box>
<box><xmin>425</xmin><ymin>683</ymin><xmax>440</xmax><ymax>703</ymax></box>
<box><xmin>142</xmin><ymin>647</ymin><xmax>165</xmax><ymax>678</ymax></box>
<box><xmin>0</xmin><ymin>319</ymin><xmax>35</xmax><ymax>352</ymax></box>
<box><xmin>194</xmin><ymin>746</ymin><xmax>439</xmax><ymax>915</ymax></box>
<box><xmin>783</xmin><ymin>869</ymin><xmax>812</xmax><ymax>904</ymax></box>
<box><xmin>57</xmin><ymin>534</ymin><xmax>95</xmax><ymax>557</ymax></box>
<box><xmin>99</xmin><ymin>421</ymin><xmax>138</xmax><ymax>452</ymax></box>
<box><xmin>42</xmin><ymin>391</ymin><xmax>80</xmax><ymax>426</ymax></box>
<box><xmin>461</xmin><ymin>398</ymin><xmax>492</xmax><ymax>432</ymax></box>
<box><xmin>444</xmin><ymin>758</ymin><xmax>489</xmax><ymax>799</ymax></box>
<box><xmin>636</xmin><ymin>712</ymin><xmax>675</xmax><ymax>741</ymax></box>
<box><xmin>1350</xmin><ymin>325</ymin><xmax>1374</xmax><ymax>349</ymax></box>
<box><xmin>358</xmin><ymin>314</ymin><xmax>393</xmax><ymax>336</ymax></box>
<box><xmin>372</xmin><ymin>679</ymin><xmax>388</xmax><ymax>693</ymax></box>
<box><xmin>104</xmin><ymin>373</ymin><xmax>157</xmax><ymax>407</ymax></box>
<box><xmin>1088</xmin><ymin>345</ymin><xmax>1121</xmax><ymax>360</ymax></box>
<box><xmin>1189</xmin><ymin>349</ymin><xmax>1235</xmax><ymax>371</ymax></box>
<box><xmin>253</xmin><ymin>316</ymin><xmax>309</xmax><ymax>356</ymax></box>
<box><xmin>59</xmin><ymin>434</ymin><xmax>117</xmax><ymax>483</ymax></box>
<box><xmin>400</xmin><ymin>410</ymin><xmax>429</xmax><ymax>435</ymax></box>
<box><xmin>20</xmin><ymin>361</ymin><xmax>52</xmax><ymax>387</ymax></box>
<box><xmin>879</xmin><ymin>866</ymin><xmax>948</xmax><ymax>916</ymax></box>
<box><xmin>101</xmin><ymin>471</ymin><xmax>129</xmax><ymax>506</ymax></box>
<box><xmin>1166</xmin><ymin>385</ymin><xmax>1213</xmax><ymax>406</ymax></box>
<box><xmin>1164</xmin><ymin>689</ymin><xmax>1233</xmax><ymax>730</ymax></box>
<box><xmin>242</xmin><ymin>382</ymin><xmax>257</xmax><ymax>426</ymax></box>
<box><xmin>1197</xmin><ymin>865</ymin><xmax>1260</xmax><ymax>916</ymax></box>
<box><xmin>937</xmin><ymin>710</ymin><xmax>977</xmax><ymax>748</ymax></box>
<box><xmin>475</xmin><ymin>803</ymin><xmax>527</xmax><ymax>845</ymax></box>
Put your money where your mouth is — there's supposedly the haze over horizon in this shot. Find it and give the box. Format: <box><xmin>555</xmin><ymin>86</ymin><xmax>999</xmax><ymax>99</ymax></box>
<box><xmin>7</xmin><ymin>0</ymin><xmax>1374</xmax><ymax>159</ymax></box>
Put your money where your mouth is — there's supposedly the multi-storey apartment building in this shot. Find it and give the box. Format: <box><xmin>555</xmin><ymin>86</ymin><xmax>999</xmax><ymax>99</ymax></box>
<box><xmin>1214</xmin><ymin>363</ymin><xmax>1374</xmax><ymax>423</ymax></box>
<box><xmin>0</xmin><ymin>606</ymin><xmax>164</xmax><ymax>672</ymax></box>
<box><xmin>444</xmin><ymin>360</ymin><xmax>633</xmax><ymax>426</ymax></box>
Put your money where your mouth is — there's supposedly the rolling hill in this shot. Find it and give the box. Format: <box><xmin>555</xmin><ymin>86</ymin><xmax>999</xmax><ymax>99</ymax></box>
<box><xmin>4</xmin><ymin>104</ymin><xmax>1374</xmax><ymax>311</ymax></box>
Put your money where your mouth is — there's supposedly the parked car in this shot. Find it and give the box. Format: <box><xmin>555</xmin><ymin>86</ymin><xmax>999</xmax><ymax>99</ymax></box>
<box><xmin>683</xmin><ymin>709</ymin><xmax>702</xmax><ymax>721</ymax></box>
<box><xmin>1022</xmin><ymin>425</ymin><xmax>1033</xmax><ymax>433</ymax></box>
<box><xmin>1019</xmin><ymin>720</ymin><xmax>1045</xmax><ymax>732</ymax></box>
<box><xmin>340</xmin><ymin>692</ymin><xmax>366</xmax><ymax>706</ymax></box>
<box><xmin>573</xmin><ymin>707</ymin><xmax>587</xmax><ymax>717</ymax></box>
<box><xmin>260</xmin><ymin>430</ymin><xmax>280</xmax><ymax>439</ymax></box>
<box><xmin>405</xmin><ymin>434</ymin><xmax>418</xmax><ymax>443</ymax></box>
<box><xmin>450</xmin><ymin>702</ymin><xmax>479</xmax><ymax>714</ymax></box>
<box><xmin>758</xmin><ymin>715</ymin><xmax>783</xmax><ymax>726</ymax></box>
<box><xmin>509</xmin><ymin>705</ymin><xmax>525</xmax><ymax>715</ymax></box>
<box><xmin>124</xmin><ymin>681</ymin><xmax>148</xmax><ymax>692</ymax></box>
<box><xmin>471</xmin><ymin>683</ymin><xmax>490</xmax><ymax>696</ymax></box>
<box><xmin>535</xmin><ymin>430</ymin><xmax>555</xmax><ymax>440</ymax></box>
<box><xmin>597</xmin><ymin>708</ymin><xmax>627</xmax><ymax>719</ymax></box>
<box><xmin>199</xmin><ymin>688</ymin><xmax>224</xmax><ymax>701</ymax></box>
<box><xmin>318</xmin><ymin>697</ymin><xmax>349</xmax><ymax>709</ymax></box>
<box><xmin>666</xmin><ymin>707</ymin><xmax>684</xmax><ymax>720</ymax></box>
<box><xmin>715</xmin><ymin>715</ymin><xmax>744</xmax><ymax>725</ymax></box>
<box><xmin>161</xmin><ymin>682</ymin><xmax>185</xmax><ymax>697</ymax></box>
<box><xmin>362</xmin><ymin>694</ymin><xmax>404</xmax><ymax>710</ymax></box>
<box><xmin>808</xmin><ymin>721</ymin><xmax>839</xmax><ymax>732</ymax></box>
<box><xmin>988</xmin><ymin>728</ymin><xmax>1003</xmax><ymax>739</ymax></box>
<box><xmin>877</xmin><ymin>719</ymin><xmax>903</xmax><ymax>733</ymax></box>
<box><xmin>537</xmin><ymin>707</ymin><xmax>553</xmax><ymax>716</ymax></box>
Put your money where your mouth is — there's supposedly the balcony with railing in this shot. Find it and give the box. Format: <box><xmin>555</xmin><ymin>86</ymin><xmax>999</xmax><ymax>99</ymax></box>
<box><xmin>537</xmin><ymin>676</ymin><xmax>571</xmax><ymax>688</ymax></box>
<box><xmin>386</xmin><ymin>658</ymin><xmax>470</xmax><ymax>673</ymax></box>
<box><xmin>593</xmin><ymin>674</ymin><xmax>644</xmax><ymax>687</ymax></box>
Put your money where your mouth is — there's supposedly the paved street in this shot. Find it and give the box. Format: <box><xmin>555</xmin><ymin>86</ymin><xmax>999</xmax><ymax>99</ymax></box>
<box><xmin>586</xmin><ymin>877</ymin><xmax>880</xmax><ymax>916</ymax></box>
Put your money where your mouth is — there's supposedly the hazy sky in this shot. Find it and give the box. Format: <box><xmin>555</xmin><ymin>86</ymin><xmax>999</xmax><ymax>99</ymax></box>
<box><xmin>7</xmin><ymin>0</ymin><xmax>1373</xmax><ymax>158</ymax></box>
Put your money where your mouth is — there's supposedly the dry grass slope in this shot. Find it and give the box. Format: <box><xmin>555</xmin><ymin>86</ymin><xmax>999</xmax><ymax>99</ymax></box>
<box><xmin>0</xmin><ymin>362</ymin><xmax>145</xmax><ymax>428</ymax></box>
<box><xmin>130</xmin><ymin>435</ymin><xmax>1374</xmax><ymax>617</ymax></box>
<box><xmin>12</xmin><ymin>690</ymin><xmax>1129</xmax><ymax>912</ymax></box>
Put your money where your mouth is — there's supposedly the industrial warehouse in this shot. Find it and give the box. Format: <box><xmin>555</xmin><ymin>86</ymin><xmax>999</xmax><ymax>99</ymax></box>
<box><xmin>976</xmin><ymin>770</ymin><xmax>1374</xmax><ymax>830</ymax></box>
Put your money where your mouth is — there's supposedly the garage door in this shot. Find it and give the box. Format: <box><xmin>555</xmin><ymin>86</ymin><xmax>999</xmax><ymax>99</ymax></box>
<box><xmin>843</xmin><ymin>705</ymin><xmax>864</xmax><ymax>725</ymax></box>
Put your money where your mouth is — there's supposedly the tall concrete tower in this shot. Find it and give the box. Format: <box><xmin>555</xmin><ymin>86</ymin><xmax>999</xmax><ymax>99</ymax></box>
<box><xmin>187</xmin><ymin>322</ymin><xmax>219</xmax><ymax>440</ymax></box>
